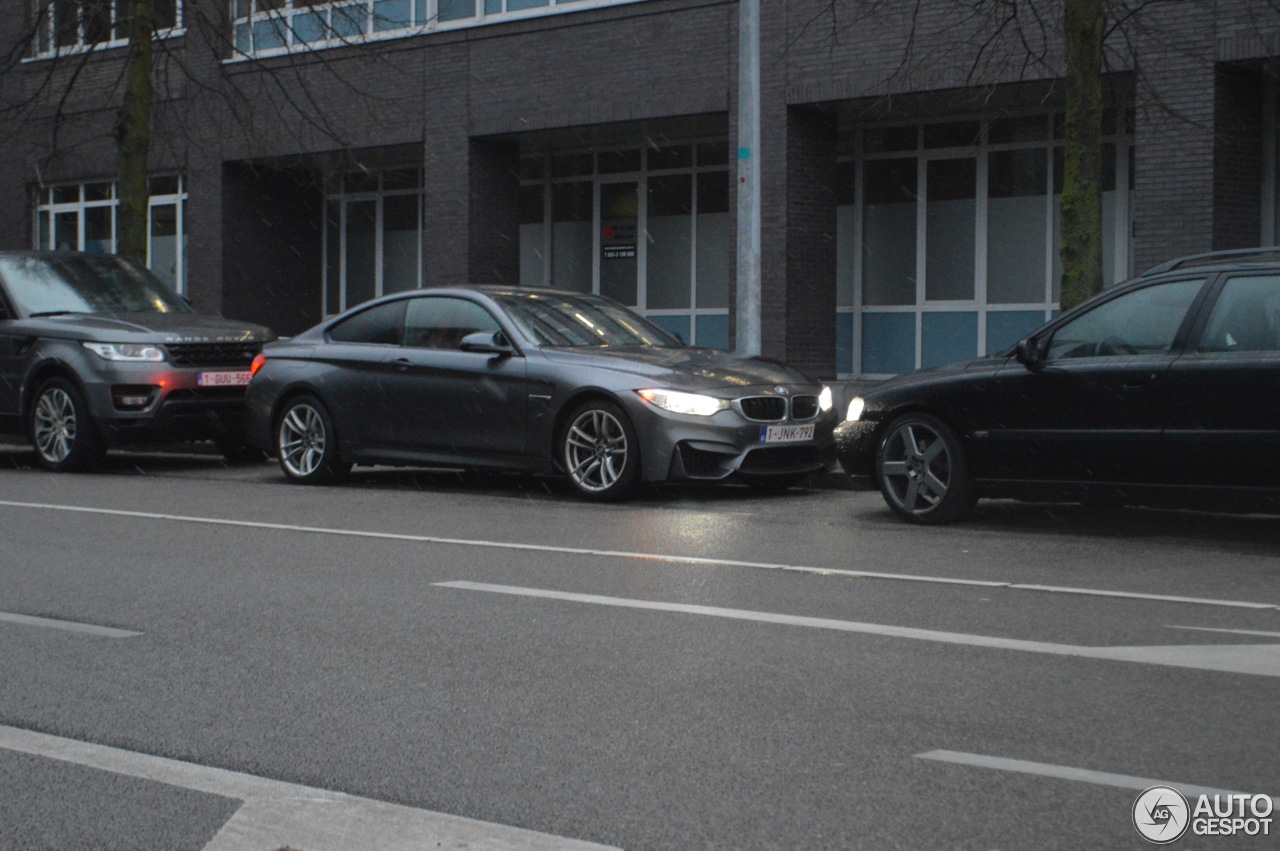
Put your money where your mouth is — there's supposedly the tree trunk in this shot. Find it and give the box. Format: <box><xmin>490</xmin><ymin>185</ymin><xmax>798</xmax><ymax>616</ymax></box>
<box><xmin>115</xmin><ymin>0</ymin><xmax>153</xmax><ymax>265</ymax></box>
<box><xmin>1059</xmin><ymin>0</ymin><xmax>1105</xmax><ymax>311</ymax></box>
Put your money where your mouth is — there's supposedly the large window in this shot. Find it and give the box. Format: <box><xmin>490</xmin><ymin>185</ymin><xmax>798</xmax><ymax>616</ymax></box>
<box><xmin>32</xmin><ymin>0</ymin><xmax>182</xmax><ymax>56</ymax></box>
<box><xmin>232</xmin><ymin>0</ymin><xmax>646</xmax><ymax>56</ymax></box>
<box><xmin>838</xmin><ymin>112</ymin><xmax>1135</xmax><ymax>378</ymax></box>
<box><xmin>323</xmin><ymin>167</ymin><xmax>423</xmax><ymax>315</ymax></box>
<box><xmin>519</xmin><ymin>141</ymin><xmax>731</xmax><ymax>349</ymax></box>
<box><xmin>34</xmin><ymin>177</ymin><xmax>189</xmax><ymax>293</ymax></box>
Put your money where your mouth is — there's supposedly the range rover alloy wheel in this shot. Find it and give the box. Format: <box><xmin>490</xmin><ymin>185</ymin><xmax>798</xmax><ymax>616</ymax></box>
<box><xmin>29</xmin><ymin>378</ymin><xmax>104</xmax><ymax>472</ymax></box>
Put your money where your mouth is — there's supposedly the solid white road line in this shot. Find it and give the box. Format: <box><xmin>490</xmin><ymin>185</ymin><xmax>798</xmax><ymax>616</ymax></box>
<box><xmin>0</xmin><ymin>725</ymin><xmax>617</xmax><ymax>851</ymax></box>
<box><xmin>1</xmin><ymin>498</ymin><xmax>1276</xmax><ymax>611</ymax></box>
<box><xmin>434</xmin><ymin>581</ymin><xmax>1280</xmax><ymax>678</ymax></box>
<box><xmin>0</xmin><ymin>611</ymin><xmax>141</xmax><ymax>638</ymax></box>
<box><xmin>1168</xmin><ymin>625</ymin><xmax>1280</xmax><ymax>639</ymax></box>
<box><xmin>916</xmin><ymin>750</ymin><xmax>1278</xmax><ymax>807</ymax></box>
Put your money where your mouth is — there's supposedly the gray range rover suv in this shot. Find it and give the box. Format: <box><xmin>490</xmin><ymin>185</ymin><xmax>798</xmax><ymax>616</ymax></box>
<box><xmin>0</xmin><ymin>251</ymin><xmax>274</xmax><ymax>471</ymax></box>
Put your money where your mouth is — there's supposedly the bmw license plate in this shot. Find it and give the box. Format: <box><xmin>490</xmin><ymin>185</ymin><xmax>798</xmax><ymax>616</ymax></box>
<box><xmin>759</xmin><ymin>423</ymin><xmax>815</xmax><ymax>444</ymax></box>
<box><xmin>197</xmin><ymin>371</ymin><xmax>252</xmax><ymax>387</ymax></box>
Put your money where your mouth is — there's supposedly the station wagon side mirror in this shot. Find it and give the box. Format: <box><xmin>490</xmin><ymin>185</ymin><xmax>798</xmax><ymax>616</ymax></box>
<box><xmin>1015</xmin><ymin>335</ymin><xmax>1043</xmax><ymax>371</ymax></box>
<box><xmin>460</xmin><ymin>330</ymin><xmax>515</xmax><ymax>357</ymax></box>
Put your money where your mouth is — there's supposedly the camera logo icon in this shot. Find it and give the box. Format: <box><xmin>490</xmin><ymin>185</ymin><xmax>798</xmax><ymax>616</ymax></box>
<box><xmin>1134</xmin><ymin>786</ymin><xmax>1190</xmax><ymax>844</ymax></box>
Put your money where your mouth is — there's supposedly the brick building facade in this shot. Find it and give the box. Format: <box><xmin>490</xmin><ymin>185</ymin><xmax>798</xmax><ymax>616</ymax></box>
<box><xmin>2</xmin><ymin>0</ymin><xmax>1279</xmax><ymax>380</ymax></box>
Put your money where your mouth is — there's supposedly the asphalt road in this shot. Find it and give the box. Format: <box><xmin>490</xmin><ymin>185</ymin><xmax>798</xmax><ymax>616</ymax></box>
<box><xmin>1</xmin><ymin>444</ymin><xmax>1278</xmax><ymax>850</ymax></box>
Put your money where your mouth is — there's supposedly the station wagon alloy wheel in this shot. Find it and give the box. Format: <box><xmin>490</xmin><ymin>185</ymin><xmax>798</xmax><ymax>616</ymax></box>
<box><xmin>876</xmin><ymin>413</ymin><xmax>975</xmax><ymax>524</ymax></box>
<box><xmin>562</xmin><ymin>401</ymin><xmax>639</xmax><ymax>500</ymax></box>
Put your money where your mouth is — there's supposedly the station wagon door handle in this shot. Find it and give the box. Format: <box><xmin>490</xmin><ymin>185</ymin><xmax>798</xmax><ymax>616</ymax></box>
<box><xmin>391</xmin><ymin>357</ymin><xmax>413</xmax><ymax>371</ymax></box>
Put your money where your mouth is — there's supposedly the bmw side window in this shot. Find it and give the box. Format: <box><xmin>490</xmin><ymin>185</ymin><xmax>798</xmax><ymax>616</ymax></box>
<box><xmin>1198</xmin><ymin>276</ymin><xmax>1280</xmax><ymax>353</ymax></box>
<box><xmin>327</xmin><ymin>301</ymin><xmax>406</xmax><ymax>345</ymax></box>
<box><xmin>1045</xmin><ymin>279</ymin><xmax>1204</xmax><ymax>360</ymax></box>
<box><xmin>403</xmin><ymin>298</ymin><xmax>500</xmax><ymax>350</ymax></box>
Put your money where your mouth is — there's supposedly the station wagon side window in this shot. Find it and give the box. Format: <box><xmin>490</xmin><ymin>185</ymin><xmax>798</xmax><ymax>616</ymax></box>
<box><xmin>327</xmin><ymin>300</ymin><xmax>406</xmax><ymax>345</ymax></box>
<box><xmin>403</xmin><ymin>297</ymin><xmax>501</xmax><ymax>350</ymax></box>
<box><xmin>1045</xmin><ymin>279</ymin><xmax>1204</xmax><ymax>360</ymax></box>
<box><xmin>1198</xmin><ymin>276</ymin><xmax>1280</xmax><ymax>353</ymax></box>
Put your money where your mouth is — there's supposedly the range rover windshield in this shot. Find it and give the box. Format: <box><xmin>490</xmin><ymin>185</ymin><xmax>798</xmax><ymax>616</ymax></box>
<box><xmin>0</xmin><ymin>254</ymin><xmax>193</xmax><ymax>317</ymax></box>
<box><xmin>497</xmin><ymin>292</ymin><xmax>680</xmax><ymax>348</ymax></box>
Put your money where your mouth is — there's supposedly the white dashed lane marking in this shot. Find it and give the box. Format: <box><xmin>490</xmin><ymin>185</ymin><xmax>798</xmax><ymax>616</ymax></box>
<box><xmin>434</xmin><ymin>581</ymin><xmax>1280</xmax><ymax>678</ymax></box>
<box><xmin>2</xmin><ymin>499</ymin><xmax>1276</xmax><ymax>612</ymax></box>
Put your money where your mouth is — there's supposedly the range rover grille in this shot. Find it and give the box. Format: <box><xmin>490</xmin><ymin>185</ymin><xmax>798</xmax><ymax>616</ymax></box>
<box><xmin>166</xmin><ymin>341</ymin><xmax>261</xmax><ymax>368</ymax></box>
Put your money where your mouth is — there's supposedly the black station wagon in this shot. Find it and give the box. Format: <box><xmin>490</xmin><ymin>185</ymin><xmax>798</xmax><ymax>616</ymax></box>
<box><xmin>836</xmin><ymin>248</ymin><xmax>1280</xmax><ymax>523</ymax></box>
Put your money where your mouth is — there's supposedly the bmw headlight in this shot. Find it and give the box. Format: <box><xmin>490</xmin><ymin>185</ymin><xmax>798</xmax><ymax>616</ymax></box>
<box><xmin>819</xmin><ymin>385</ymin><xmax>834</xmax><ymax>412</ymax></box>
<box><xmin>637</xmin><ymin>389</ymin><xmax>728</xmax><ymax>417</ymax></box>
<box><xmin>846</xmin><ymin>396</ymin><xmax>865</xmax><ymax>422</ymax></box>
<box><xmin>83</xmin><ymin>342</ymin><xmax>166</xmax><ymax>362</ymax></box>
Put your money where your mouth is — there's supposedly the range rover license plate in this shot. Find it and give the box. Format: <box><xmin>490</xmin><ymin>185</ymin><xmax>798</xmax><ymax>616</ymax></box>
<box><xmin>759</xmin><ymin>423</ymin><xmax>814</xmax><ymax>444</ymax></box>
<box><xmin>197</xmin><ymin>371</ymin><xmax>252</xmax><ymax>387</ymax></box>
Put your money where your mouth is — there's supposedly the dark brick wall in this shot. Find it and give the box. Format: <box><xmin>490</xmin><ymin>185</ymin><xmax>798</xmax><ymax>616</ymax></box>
<box><xmin>468</xmin><ymin>139</ymin><xmax>521</xmax><ymax>285</ymax></box>
<box><xmin>5</xmin><ymin>0</ymin><xmax>1280</xmax><ymax>366</ymax></box>
<box><xmin>779</xmin><ymin>106</ymin><xmax>838</xmax><ymax>378</ymax></box>
<box><xmin>1213</xmin><ymin>65</ymin><xmax>1265</xmax><ymax>250</ymax></box>
<box><xmin>221</xmin><ymin>164</ymin><xmax>324</xmax><ymax>335</ymax></box>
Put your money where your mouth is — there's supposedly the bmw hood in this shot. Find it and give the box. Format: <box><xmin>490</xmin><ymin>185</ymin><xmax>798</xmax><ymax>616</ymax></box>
<box><xmin>540</xmin><ymin>345</ymin><xmax>820</xmax><ymax>391</ymax></box>
<box><xmin>15</xmin><ymin>312</ymin><xmax>273</xmax><ymax>343</ymax></box>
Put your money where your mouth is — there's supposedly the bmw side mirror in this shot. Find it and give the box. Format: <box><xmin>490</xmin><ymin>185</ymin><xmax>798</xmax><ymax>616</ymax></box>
<box><xmin>1015</xmin><ymin>336</ymin><xmax>1042</xmax><ymax>371</ymax></box>
<box><xmin>460</xmin><ymin>331</ymin><xmax>514</xmax><ymax>356</ymax></box>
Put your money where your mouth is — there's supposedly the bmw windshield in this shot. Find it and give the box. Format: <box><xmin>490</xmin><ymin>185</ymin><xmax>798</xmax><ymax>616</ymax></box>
<box><xmin>496</xmin><ymin>292</ymin><xmax>680</xmax><ymax>348</ymax></box>
<box><xmin>0</xmin><ymin>253</ymin><xmax>193</xmax><ymax>317</ymax></box>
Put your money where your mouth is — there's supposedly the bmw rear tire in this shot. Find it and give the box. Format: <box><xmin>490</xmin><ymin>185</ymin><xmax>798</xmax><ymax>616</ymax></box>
<box><xmin>275</xmin><ymin>395</ymin><xmax>351</xmax><ymax>484</ymax></box>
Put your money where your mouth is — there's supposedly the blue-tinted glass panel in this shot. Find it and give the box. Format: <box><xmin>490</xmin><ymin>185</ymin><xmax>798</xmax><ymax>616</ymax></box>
<box><xmin>331</xmin><ymin>6</ymin><xmax>366</xmax><ymax>36</ymax></box>
<box><xmin>986</xmin><ymin>310</ymin><xmax>1045</xmax><ymax>355</ymax></box>
<box><xmin>836</xmin><ymin>312</ymin><xmax>854</xmax><ymax>374</ymax></box>
<box><xmin>442</xmin><ymin>0</ymin><xmax>477</xmax><ymax>19</ymax></box>
<box><xmin>373</xmin><ymin>0</ymin><xmax>411</xmax><ymax>30</ymax></box>
<box><xmin>234</xmin><ymin>22</ymin><xmax>251</xmax><ymax>53</ymax></box>
<box><xmin>508</xmin><ymin>0</ymin><xmax>549</xmax><ymax>9</ymax></box>
<box><xmin>862</xmin><ymin>312</ymin><xmax>915</xmax><ymax>375</ymax></box>
<box><xmin>252</xmin><ymin>18</ymin><xmax>286</xmax><ymax>49</ymax></box>
<box><xmin>695</xmin><ymin>314</ymin><xmax>730</xmax><ymax>351</ymax></box>
<box><xmin>649</xmin><ymin>315</ymin><xmax>691</xmax><ymax>345</ymax></box>
<box><xmin>921</xmin><ymin>312</ymin><xmax>977</xmax><ymax>368</ymax></box>
<box><xmin>293</xmin><ymin>11</ymin><xmax>326</xmax><ymax>42</ymax></box>
<box><xmin>415</xmin><ymin>0</ymin><xmax>425</xmax><ymax>22</ymax></box>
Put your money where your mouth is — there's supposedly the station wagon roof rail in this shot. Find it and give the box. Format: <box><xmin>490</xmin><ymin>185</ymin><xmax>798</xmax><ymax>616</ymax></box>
<box><xmin>1142</xmin><ymin>247</ymin><xmax>1280</xmax><ymax>276</ymax></box>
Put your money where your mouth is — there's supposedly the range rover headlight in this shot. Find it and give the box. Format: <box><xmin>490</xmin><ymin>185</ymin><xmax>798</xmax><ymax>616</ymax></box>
<box><xmin>83</xmin><ymin>342</ymin><xmax>166</xmax><ymax>362</ymax></box>
<box><xmin>846</xmin><ymin>396</ymin><xmax>865</xmax><ymax>422</ymax></box>
<box><xmin>637</xmin><ymin>389</ymin><xmax>728</xmax><ymax>417</ymax></box>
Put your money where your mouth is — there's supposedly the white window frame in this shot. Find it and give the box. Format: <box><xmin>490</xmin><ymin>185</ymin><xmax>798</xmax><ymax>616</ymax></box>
<box><xmin>519</xmin><ymin>141</ymin><xmax>731</xmax><ymax>348</ymax></box>
<box><xmin>229</xmin><ymin>0</ymin><xmax>650</xmax><ymax>58</ymax></box>
<box><xmin>30</xmin><ymin>0</ymin><xmax>184</xmax><ymax>58</ymax></box>
<box><xmin>33</xmin><ymin>177</ymin><xmax>189</xmax><ymax>293</ymax></box>
<box><xmin>322</xmin><ymin>167</ymin><xmax>424</xmax><ymax>316</ymax></box>
<box><xmin>840</xmin><ymin>113</ymin><xmax>1134</xmax><ymax>380</ymax></box>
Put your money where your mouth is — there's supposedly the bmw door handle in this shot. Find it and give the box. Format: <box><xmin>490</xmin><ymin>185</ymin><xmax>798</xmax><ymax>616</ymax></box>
<box><xmin>1123</xmin><ymin>374</ymin><xmax>1156</xmax><ymax>389</ymax></box>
